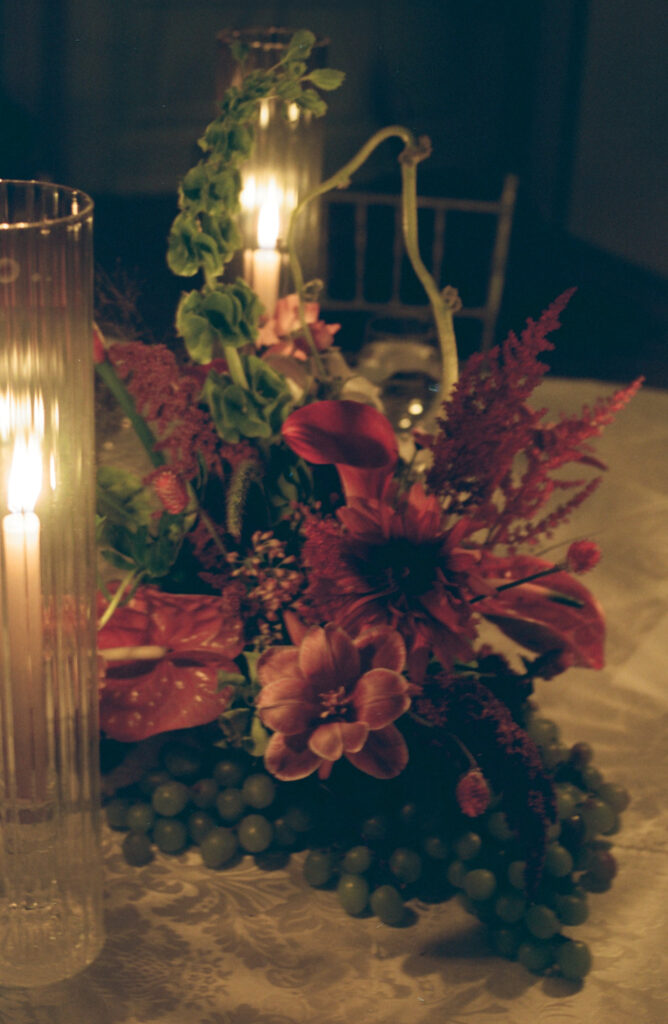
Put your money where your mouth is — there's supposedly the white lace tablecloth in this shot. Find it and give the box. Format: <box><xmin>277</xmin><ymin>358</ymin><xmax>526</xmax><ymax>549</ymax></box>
<box><xmin>2</xmin><ymin>378</ymin><xmax>668</xmax><ymax>1024</ymax></box>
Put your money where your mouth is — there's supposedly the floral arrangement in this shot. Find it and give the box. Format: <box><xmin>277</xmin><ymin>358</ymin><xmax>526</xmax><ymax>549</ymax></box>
<box><xmin>96</xmin><ymin>31</ymin><xmax>640</xmax><ymax>982</ymax></box>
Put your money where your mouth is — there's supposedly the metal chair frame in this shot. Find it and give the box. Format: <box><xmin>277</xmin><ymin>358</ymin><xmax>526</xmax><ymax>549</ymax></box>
<box><xmin>319</xmin><ymin>173</ymin><xmax>518</xmax><ymax>352</ymax></box>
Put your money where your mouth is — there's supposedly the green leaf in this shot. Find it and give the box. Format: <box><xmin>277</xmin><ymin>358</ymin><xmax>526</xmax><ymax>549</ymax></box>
<box><xmin>97</xmin><ymin>466</ymin><xmax>154</xmax><ymax>529</ymax></box>
<box><xmin>230</xmin><ymin>40</ymin><xmax>249</xmax><ymax>65</ymax></box>
<box><xmin>282</xmin><ymin>29</ymin><xmax>315</xmax><ymax>62</ymax></box>
<box><xmin>296</xmin><ymin>89</ymin><xmax>327</xmax><ymax>116</ymax></box>
<box><xmin>306</xmin><ymin>68</ymin><xmax>346</xmax><ymax>91</ymax></box>
<box><xmin>245</xmin><ymin>714</ymin><xmax>269</xmax><ymax>758</ymax></box>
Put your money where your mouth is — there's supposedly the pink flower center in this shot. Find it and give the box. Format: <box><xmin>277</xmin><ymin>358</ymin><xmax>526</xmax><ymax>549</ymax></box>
<box><xmin>319</xmin><ymin>685</ymin><xmax>352</xmax><ymax>720</ymax></box>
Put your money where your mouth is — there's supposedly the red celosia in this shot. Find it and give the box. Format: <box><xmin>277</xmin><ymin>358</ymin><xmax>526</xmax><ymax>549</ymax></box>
<box><xmin>256</xmin><ymin>623</ymin><xmax>412</xmax><ymax>781</ymax></box>
<box><xmin>565</xmin><ymin>539</ymin><xmax>601</xmax><ymax>574</ymax></box>
<box><xmin>97</xmin><ymin>585</ymin><xmax>245</xmax><ymax>741</ymax></box>
<box><xmin>146</xmin><ymin>466</ymin><xmax>189</xmax><ymax>515</ymax></box>
<box><xmin>108</xmin><ymin>342</ymin><xmax>224</xmax><ymax>480</ymax></box>
<box><xmin>456</xmin><ymin>768</ymin><xmax>492</xmax><ymax>817</ymax></box>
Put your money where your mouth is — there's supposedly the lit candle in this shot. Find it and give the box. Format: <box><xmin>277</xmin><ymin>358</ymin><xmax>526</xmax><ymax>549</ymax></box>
<box><xmin>248</xmin><ymin>197</ymin><xmax>282</xmax><ymax>315</ymax></box>
<box><xmin>3</xmin><ymin>433</ymin><xmax>45</xmax><ymax>801</ymax></box>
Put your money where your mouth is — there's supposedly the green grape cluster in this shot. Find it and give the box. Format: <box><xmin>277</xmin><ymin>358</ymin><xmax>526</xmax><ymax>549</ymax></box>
<box><xmin>106</xmin><ymin>713</ymin><xmax>628</xmax><ymax>983</ymax></box>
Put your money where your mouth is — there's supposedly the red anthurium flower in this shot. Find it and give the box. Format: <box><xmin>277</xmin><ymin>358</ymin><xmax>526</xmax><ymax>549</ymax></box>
<box><xmin>282</xmin><ymin>399</ymin><xmax>398</xmax><ymax>500</ymax></box>
<box><xmin>478</xmin><ymin>553</ymin><xmax>605</xmax><ymax>670</ymax></box>
<box><xmin>256</xmin><ymin>623</ymin><xmax>412</xmax><ymax>781</ymax></box>
<box><xmin>97</xmin><ymin>585</ymin><xmax>245</xmax><ymax>741</ymax></box>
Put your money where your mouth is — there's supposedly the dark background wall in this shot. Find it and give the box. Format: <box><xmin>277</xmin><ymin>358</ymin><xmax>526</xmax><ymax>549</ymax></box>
<box><xmin>2</xmin><ymin>0</ymin><xmax>667</xmax><ymax>383</ymax></box>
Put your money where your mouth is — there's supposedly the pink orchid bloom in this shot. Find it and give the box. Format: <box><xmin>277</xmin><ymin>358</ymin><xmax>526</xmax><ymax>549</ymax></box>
<box><xmin>257</xmin><ymin>294</ymin><xmax>340</xmax><ymax>358</ymax></box>
<box><xmin>282</xmin><ymin>399</ymin><xmax>398</xmax><ymax>500</ymax></box>
<box><xmin>97</xmin><ymin>585</ymin><xmax>245</xmax><ymax>741</ymax></box>
<box><xmin>256</xmin><ymin>623</ymin><xmax>412</xmax><ymax>781</ymax></box>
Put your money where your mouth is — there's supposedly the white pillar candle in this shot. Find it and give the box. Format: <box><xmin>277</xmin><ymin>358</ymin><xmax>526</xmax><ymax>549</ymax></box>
<box><xmin>247</xmin><ymin>197</ymin><xmax>281</xmax><ymax>315</ymax></box>
<box><xmin>3</xmin><ymin>435</ymin><xmax>45</xmax><ymax>801</ymax></box>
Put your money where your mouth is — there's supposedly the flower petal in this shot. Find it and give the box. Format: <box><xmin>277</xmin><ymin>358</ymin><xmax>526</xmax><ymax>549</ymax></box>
<box><xmin>354</xmin><ymin>627</ymin><xmax>406</xmax><ymax>673</ymax></box>
<box><xmin>340</xmin><ymin>721</ymin><xmax>369</xmax><ymax>753</ymax></box>
<box><xmin>309</xmin><ymin>722</ymin><xmax>345</xmax><ymax>761</ymax></box>
<box><xmin>100</xmin><ymin>659</ymin><xmax>235</xmax><ymax>742</ymax></box>
<box><xmin>264</xmin><ymin>732</ymin><xmax>321</xmax><ymax>781</ymax></box>
<box><xmin>351</xmin><ymin>668</ymin><xmax>411</xmax><ymax>729</ymax></box>
<box><xmin>257</xmin><ymin>646</ymin><xmax>300</xmax><ymax>688</ymax></box>
<box><xmin>255</xmin><ymin>677</ymin><xmax>320</xmax><ymax>735</ymax></box>
<box><xmin>282</xmin><ymin>400</ymin><xmax>398</xmax><ymax>500</ymax></box>
<box><xmin>480</xmin><ymin>555</ymin><xmax>605</xmax><ymax>670</ymax></box>
<box><xmin>298</xmin><ymin>624</ymin><xmax>360</xmax><ymax>690</ymax></box>
<box><xmin>345</xmin><ymin>724</ymin><xmax>409</xmax><ymax>779</ymax></box>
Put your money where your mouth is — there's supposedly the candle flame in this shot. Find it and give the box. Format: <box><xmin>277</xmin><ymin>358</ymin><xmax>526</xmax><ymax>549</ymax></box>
<box><xmin>257</xmin><ymin>200</ymin><xmax>279</xmax><ymax>250</ymax></box>
<box><xmin>8</xmin><ymin>435</ymin><xmax>42</xmax><ymax>513</ymax></box>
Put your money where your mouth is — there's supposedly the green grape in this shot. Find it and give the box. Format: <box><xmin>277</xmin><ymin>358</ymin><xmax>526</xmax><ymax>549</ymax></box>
<box><xmin>421</xmin><ymin>835</ymin><xmax>449</xmax><ymax>861</ymax></box>
<box><xmin>213</xmin><ymin>757</ymin><xmax>246</xmax><ymax>788</ymax></box>
<box><xmin>526</xmin><ymin>716</ymin><xmax>558</xmax><ymax>748</ymax></box>
<box><xmin>162</xmin><ymin>741</ymin><xmax>203</xmax><ymax>779</ymax></box>
<box><xmin>518</xmin><ymin>939</ymin><xmax>553</xmax><ymax>973</ymax></box>
<box><xmin>463</xmin><ymin>868</ymin><xmax>496</xmax><ymax>902</ymax></box>
<box><xmin>507</xmin><ymin>860</ymin><xmax>526</xmax><ymax>891</ymax></box>
<box><xmin>554</xmin><ymin>893</ymin><xmax>589</xmax><ymax>926</ymax></box>
<box><xmin>151</xmin><ymin>781</ymin><xmax>189</xmax><ymax>817</ymax></box>
<box><xmin>200</xmin><ymin>826</ymin><xmax>238</xmax><ymax>868</ymax></box>
<box><xmin>569</xmin><ymin>741</ymin><xmax>593</xmax><ymax>769</ymax></box>
<box><xmin>138</xmin><ymin>769</ymin><xmax>171</xmax><ymax>797</ymax></box>
<box><xmin>190</xmin><ymin>778</ymin><xmax>218</xmax><ymax>810</ymax></box>
<box><xmin>241</xmin><ymin>772</ymin><xmax>276</xmax><ymax>810</ymax></box>
<box><xmin>597</xmin><ymin>781</ymin><xmax>630</xmax><ymax>813</ymax></box>
<box><xmin>581</xmin><ymin>764</ymin><xmax>603</xmax><ymax>791</ymax></box>
<box><xmin>216</xmin><ymin>788</ymin><xmax>246</xmax><ymax>823</ymax></box>
<box><xmin>370</xmin><ymin>884</ymin><xmax>404</xmax><ymax>925</ymax></box>
<box><xmin>494</xmin><ymin>891</ymin><xmax>526</xmax><ymax>924</ymax></box>
<box><xmin>389</xmin><ymin>847</ymin><xmax>422</xmax><ymax>884</ymax></box>
<box><xmin>396</xmin><ymin>801</ymin><xmax>419</xmax><ymax>829</ymax></box>
<box><xmin>238</xmin><ymin>814</ymin><xmax>273</xmax><ymax>853</ymax></box>
<box><xmin>581</xmin><ymin>848</ymin><xmax>617</xmax><ymax>891</ymax></box>
<box><xmin>122</xmin><ymin>831</ymin><xmax>154</xmax><ymax>866</ymax></box>
<box><xmin>487</xmin><ymin>811</ymin><xmax>513</xmax><ymax>843</ymax></box>
<box><xmin>447</xmin><ymin>859</ymin><xmax>466</xmax><ymax>888</ymax></box>
<box><xmin>555</xmin><ymin>785</ymin><xmax>577</xmax><ymax>821</ymax></box>
<box><xmin>555</xmin><ymin>938</ymin><xmax>592</xmax><ymax>980</ymax></box>
<box><xmin>337</xmin><ymin>873</ymin><xmax>369</xmax><ymax>916</ymax></box>
<box><xmin>360</xmin><ymin>813</ymin><xmax>389</xmax><ymax>844</ymax></box>
<box><xmin>188</xmin><ymin>810</ymin><xmax>217</xmax><ymax>845</ymax></box>
<box><xmin>525</xmin><ymin>903</ymin><xmax>560</xmax><ymax>940</ymax></box>
<box><xmin>342</xmin><ymin>845</ymin><xmax>373</xmax><ymax>874</ymax></box>
<box><xmin>284</xmin><ymin>804</ymin><xmax>315</xmax><ymax>834</ymax></box>
<box><xmin>492</xmin><ymin>926</ymin><xmax>522</xmax><ymax>959</ymax></box>
<box><xmin>547</xmin><ymin>820</ymin><xmax>562</xmax><ymax>841</ymax></box>
<box><xmin>454</xmin><ymin>831</ymin><xmax>482</xmax><ymax>861</ymax></box>
<box><xmin>544</xmin><ymin>842</ymin><xmax>574</xmax><ymax>878</ymax></box>
<box><xmin>153</xmin><ymin>817</ymin><xmax>188</xmax><ymax>854</ymax></box>
<box><xmin>126</xmin><ymin>802</ymin><xmax>155</xmax><ymax>834</ymax></box>
<box><xmin>581</xmin><ymin>797</ymin><xmax>616</xmax><ymax>838</ymax></box>
<box><xmin>303</xmin><ymin>850</ymin><xmax>334</xmax><ymax>887</ymax></box>
<box><xmin>272</xmin><ymin>816</ymin><xmax>298</xmax><ymax>849</ymax></box>
<box><xmin>542</xmin><ymin>741</ymin><xmax>570</xmax><ymax>771</ymax></box>
<box><xmin>105</xmin><ymin>797</ymin><xmax>131</xmax><ymax>830</ymax></box>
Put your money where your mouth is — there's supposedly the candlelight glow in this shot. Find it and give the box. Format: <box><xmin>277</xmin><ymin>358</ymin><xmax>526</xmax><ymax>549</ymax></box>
<box><xmin>257</xmin><ymin>198</ymin><xmax>280</xmax><ymax>250</ymax></box>
<box><xmin>8</xmin><ymin>435</ymin><xmax>42</xmax><ymax>513</ymax></box>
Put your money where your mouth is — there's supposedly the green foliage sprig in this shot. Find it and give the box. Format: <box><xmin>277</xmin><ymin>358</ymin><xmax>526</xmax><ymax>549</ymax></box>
<box><xmin>167</xmin><ymin>29</ymin><xmax>345</xmax><ymax>385</ymax></box>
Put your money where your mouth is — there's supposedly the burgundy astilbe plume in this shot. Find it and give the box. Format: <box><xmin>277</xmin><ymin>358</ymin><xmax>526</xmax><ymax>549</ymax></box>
<box><xmin>108</xmin><ymin>341</ymin><xmax>224</xmax><ymax>481</ymax></box>
<box><xmin>426</xmin><ymin>292</ymin><xmax>642</xmax><ymax>548</ymax></box>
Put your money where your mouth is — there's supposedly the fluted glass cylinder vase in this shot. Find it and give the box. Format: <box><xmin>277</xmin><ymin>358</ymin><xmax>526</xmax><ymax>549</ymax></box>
<box><xmin>0</xmin><ymin>180</ymin><xmax>104</xmax><ymax>985</ymax></box>
<box><xmin>217</xmin><ymin>28</ymin><xmax>328</xmax><ymax>302</ymax></box>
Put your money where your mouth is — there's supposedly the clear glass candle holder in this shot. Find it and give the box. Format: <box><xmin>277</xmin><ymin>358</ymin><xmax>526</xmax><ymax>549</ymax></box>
<box><xmin>0</xmin><ymin>180</ymin><xmax>105</xmax><ymax>986</ymax></box>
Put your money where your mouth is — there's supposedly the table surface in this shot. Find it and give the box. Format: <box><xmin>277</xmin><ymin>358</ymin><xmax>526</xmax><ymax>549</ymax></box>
<box><xmin>2</xmin><ymin>377</ymin><xmax>668</xmax><ymax>1024</ymax></box>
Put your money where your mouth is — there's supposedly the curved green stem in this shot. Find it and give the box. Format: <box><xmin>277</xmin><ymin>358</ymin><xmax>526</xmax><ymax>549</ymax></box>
<box><xmin>286</xmin><ymin>125</ymin><xmax>459</xmax><ymax>401</ymax></box>
<box><xmin>97</xmin><ymin>567</ymin><xmax>143</xmax><ymax>631</ymax></box>
<box><xmin>223</xmin><ymin>344</ymin><xmax>250</xmax><ymax>391</ymax></box>
<box><xmin>96</xmin><ymin>361</ymin><xmax>164</xmax><ymax>468</ymax></box>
